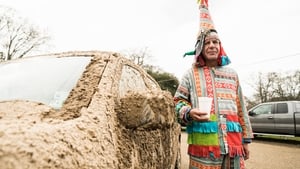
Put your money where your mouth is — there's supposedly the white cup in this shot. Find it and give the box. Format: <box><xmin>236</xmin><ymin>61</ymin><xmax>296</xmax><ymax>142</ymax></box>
<box><xmin>198</xmin><ymin>97</ymin><xmax>213</xmax><ymax>118</ymax></box>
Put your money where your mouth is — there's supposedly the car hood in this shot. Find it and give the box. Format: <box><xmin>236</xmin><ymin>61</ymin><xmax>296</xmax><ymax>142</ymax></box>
<box><xmin>0</xmin><ymin>100</ymin><xmax>55</xmax><ymax>125</ymax></box>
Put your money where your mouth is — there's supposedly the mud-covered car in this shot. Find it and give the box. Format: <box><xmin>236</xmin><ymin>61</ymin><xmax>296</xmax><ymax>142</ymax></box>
<box><xmin>0</xmin><ymin>51</ymin><xmax>181</xmax><ymax>169</ymax></box>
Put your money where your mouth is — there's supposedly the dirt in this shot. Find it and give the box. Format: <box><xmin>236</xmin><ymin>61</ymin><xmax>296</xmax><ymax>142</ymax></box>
<box><xmin>0</xmin><ymin>51</ymin><xmax>181</xmax><ymax>169</ymax></box>
<box><xmin>180</xmin><ymin>132</ymin><xmax>300</xmax><ymax>169</ymax></box>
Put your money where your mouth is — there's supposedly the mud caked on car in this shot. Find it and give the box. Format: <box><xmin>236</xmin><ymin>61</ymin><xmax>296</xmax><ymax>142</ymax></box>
<box><xmin>0</xmin><ymin>51</ymin><xmax>181</xmax><ymax>169</ymax></box>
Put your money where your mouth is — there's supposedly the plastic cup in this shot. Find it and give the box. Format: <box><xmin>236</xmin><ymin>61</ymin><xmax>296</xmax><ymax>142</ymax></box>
<box><xmin>198</xmin><ymin>97</ymin><xmax>213</xmax><ymax>118</ymax></box>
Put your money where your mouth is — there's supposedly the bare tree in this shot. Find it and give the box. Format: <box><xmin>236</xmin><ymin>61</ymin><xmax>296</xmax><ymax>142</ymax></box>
<box><xmin>285</xmin><ymin>70</ymin><xmax>300</xmax><ymax>100</ymax></box>
<box><xmin>0</xmin><ymin>6</ymin><xmax>50</xmax><ymax>61</ymax></box>
<box><xmin>251</xmin><ymin>70</ymin><xmax>300</xmax><ymax>103</ymax></box>
<box><xmin>254</xmin><ymin>72</ymin><xmax>273</xmax><ymax>102</ymax></box>
<box><xmin>274</xmin><ymin>72</ymin><xmax>285</xmax><ymax>98</ymax></box>
<box><xmin>123</xmin><ymin>47</ymin><xmax>153</xmax><ymax>66</ymax></box>
<box><xmin>295</xmin><ymin>70</ymin><xmax>300</xmax><ymax>99</ymax></box>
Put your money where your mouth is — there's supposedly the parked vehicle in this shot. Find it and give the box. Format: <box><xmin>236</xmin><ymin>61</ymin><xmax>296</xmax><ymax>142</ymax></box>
<box><xmin>248</xmin><ymin>101</ymin><xmax>300</xmax><ymax>137</ymax></box>
<box><xmin>0</xmin><ymin>51</ymin><xmax>181</xmax><ymax>169</ymax></box>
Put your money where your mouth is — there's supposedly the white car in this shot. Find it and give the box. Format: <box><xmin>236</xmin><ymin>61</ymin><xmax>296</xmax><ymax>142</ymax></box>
<box><xmin>0</xmin><ymin>51</ymin><xmax>181</xmax><ymax>169</ymax></box>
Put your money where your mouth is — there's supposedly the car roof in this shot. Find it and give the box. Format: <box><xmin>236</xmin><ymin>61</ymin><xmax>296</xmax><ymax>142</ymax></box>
<box><xmin>259</xmin><ymin>101</ymin><xmax>300</xmax><ymax>104</ymax></box>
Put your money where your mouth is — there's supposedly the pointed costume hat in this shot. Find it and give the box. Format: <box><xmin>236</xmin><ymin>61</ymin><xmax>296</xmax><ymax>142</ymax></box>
<box><xmin>184</xmin><ymin>0</ymin><xmax>230</xmax><ymax>67</ymax></box>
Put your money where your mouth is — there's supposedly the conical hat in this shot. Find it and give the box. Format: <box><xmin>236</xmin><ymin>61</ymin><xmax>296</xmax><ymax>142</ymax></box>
<box><xmin>198</xmin><ymin>0</ymin><xmax>214</xmax><ymax>35</ymax></box>
<box><xmin>184</xmin><ymin>0</ymin><xmax>230</xmax><ymax>67</ymax></box>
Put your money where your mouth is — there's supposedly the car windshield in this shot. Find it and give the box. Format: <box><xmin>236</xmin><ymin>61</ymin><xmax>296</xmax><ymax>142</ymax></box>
<box><xmin>0</xmin><ymin>56</ymin><xmax>92</xmax><ymax>109</ymax></box>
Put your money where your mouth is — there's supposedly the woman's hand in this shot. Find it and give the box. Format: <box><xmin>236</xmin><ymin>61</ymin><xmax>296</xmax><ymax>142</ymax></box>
<box><xmin>189</xmin><ymin>108</ymin><xmax>210</xmax><ymax>122</ymax></box>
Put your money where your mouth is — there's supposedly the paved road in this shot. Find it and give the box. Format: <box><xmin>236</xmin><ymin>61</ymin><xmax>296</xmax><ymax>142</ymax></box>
<box><xmin>180</xmin><ymin>132</ymin><xmax>300</xmax><ymax>169</ymax></box>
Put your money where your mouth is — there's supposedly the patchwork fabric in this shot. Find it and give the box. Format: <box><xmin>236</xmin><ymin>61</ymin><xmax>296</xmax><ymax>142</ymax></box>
<box><xmin>189</xmin><ymin>154</ymin><xmax>246</xmax><ymax>169</ymax></box>
<box><xmin>190</xmin><ymin>155</ymin><xmax>222</xmax><ymax>169</ymax></box>
<box><xmin>174</xmin><ymin>66</ymin><xmax>253</xmax><ymax>159</ymax></box>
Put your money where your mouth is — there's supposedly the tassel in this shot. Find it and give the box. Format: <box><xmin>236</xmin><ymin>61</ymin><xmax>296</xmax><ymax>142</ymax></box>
<box><xmin>183</xmin><ymin>50</ymin><xmax>195</xmax><ymax>57</ymax></box>
<box><xmin>197</xmin><ymin>0</ymin><xmax>208</xmax><ymax>7</ymax></box>
<box><xmin>221</xmin><ymin>56</ymin><xmax>231</xmax><ymax>65</ymax></box>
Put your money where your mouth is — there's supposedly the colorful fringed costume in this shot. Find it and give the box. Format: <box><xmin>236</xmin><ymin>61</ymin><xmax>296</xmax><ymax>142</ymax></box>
<box><xmin>174</xmin><ymin>0</ymin><xmax>253</xmax><ymax>168</ymax></box>
<box><xmin>174</xmin><ymin>66</ymin><xmax>253</xmax><ymax>168</ymax></box>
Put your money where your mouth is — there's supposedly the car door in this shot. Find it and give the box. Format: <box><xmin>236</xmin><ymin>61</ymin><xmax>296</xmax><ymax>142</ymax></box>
<box><xmin>274</xmin><ymin>102</ymin><xmax>294</xmax><ymax>135</ymax></box>
<box><xmin>249</xmin><ymin>103</ymin><xmax>275</xmax><ymax>133</ymax></box>
<box><xmin>116</xmin><ymin>62</ymin><xmax>180</xmax><ymax>169</ymax></box>
<box><xmin>117</xmin><ymin>63</ymin><xmax>161</xmax><ymax>127</ymax></box>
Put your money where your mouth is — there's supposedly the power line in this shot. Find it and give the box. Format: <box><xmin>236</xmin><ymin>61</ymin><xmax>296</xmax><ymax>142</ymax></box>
<box><xmin>238</xmin><ymin>53</ymin><xmax>300</xmax><ymax>67</ymax></box>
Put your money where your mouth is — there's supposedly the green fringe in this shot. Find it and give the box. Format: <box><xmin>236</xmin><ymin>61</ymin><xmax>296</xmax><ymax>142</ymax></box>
<box><xmin>188</xmin><ymin>133</ymin><xmax>219</xmax><ymax>145</ymax></box>
<box><xmin>186</xmin><ymin>114</ymin><xmax>218</xmax><ymax>134</ymax></box>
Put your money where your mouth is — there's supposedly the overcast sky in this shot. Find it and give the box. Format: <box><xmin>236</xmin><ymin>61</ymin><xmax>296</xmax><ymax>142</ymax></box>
<box><xmin>1</xmin><ymin>0</ymin><xmax>300</xmax><ymax>97</ymax></box>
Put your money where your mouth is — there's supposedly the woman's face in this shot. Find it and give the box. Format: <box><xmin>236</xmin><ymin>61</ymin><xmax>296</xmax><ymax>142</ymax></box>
<box><xmin>202</xmin><ymin>32</ymin><xmax>220</xmax><ymax>65</ymax></box>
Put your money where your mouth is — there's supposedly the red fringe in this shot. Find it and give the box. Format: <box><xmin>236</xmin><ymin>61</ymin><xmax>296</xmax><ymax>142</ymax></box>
<box><xmin>227</xmin><ymin>132</ymin><xmax>245</xmax><ymax>157</ymax></box>
<box><xmin>227</xmin><ymin>132</ymin><xmax>242</xmax><ymax>145</ymax></box>
<box><xmin>188</xmin><ymin>132</ymin><xmax>246</xmax><ymax>158</ymax></box>
<box><xmin>188</xmin><ymin>145</ymin><xmax>221</xmax><ymax>158</ymax></box>
<box><xmin>229</xmin><ymin>145</ymin><xmax>245</xmax><ymax>157</ymax></box>
<box><xmin>188</xmin><ymin>144</ymin><xmax>245</xmax><ymax>158</ymax></box>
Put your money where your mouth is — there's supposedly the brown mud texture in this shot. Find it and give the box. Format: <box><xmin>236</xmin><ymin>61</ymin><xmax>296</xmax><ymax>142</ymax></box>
<box><xmin>0</xmin><ymin>51</ymin><xmax>181</xmax><ymax>169</ymax></box>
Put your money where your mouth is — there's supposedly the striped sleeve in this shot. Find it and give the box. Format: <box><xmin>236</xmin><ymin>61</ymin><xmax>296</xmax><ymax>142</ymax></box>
<box><xmin>174</xmin><ymin>70</ymin><xmax>193</xmax><ymax>125</ymax></box>
<box><xmin>236</xmin><ymin>75</ymin><xmax>254</xmax><ymax>139</ymax></box>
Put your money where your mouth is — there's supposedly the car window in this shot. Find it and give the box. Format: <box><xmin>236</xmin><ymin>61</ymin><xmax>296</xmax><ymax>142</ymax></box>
<box><xmin>0</xmin><ymin>56</ymin><xmax>92</xmax><ymax>109</ymax></box>
<box><xmin>276</xmin><ymin>103</ymin><xmax>288</xmax><ymax>114</ymax></box>
<box><xmin>144</xmin><ymin>75</ymin><xmax>160</xmax><ymax>90</ymax></box>
<box><xmin>295</xmin><ymin>103</ymin><xmax>300</xmax><ymax>112</ymax></box>
<box><xmin>253</xmin><ymin>104</ymin><xmax>272</xmax><ymax>115</ymax></box>
<box><xmin>119</xmin><ymin>65</ymin><xmax>148</xmax><ymax>97</ymax></box>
